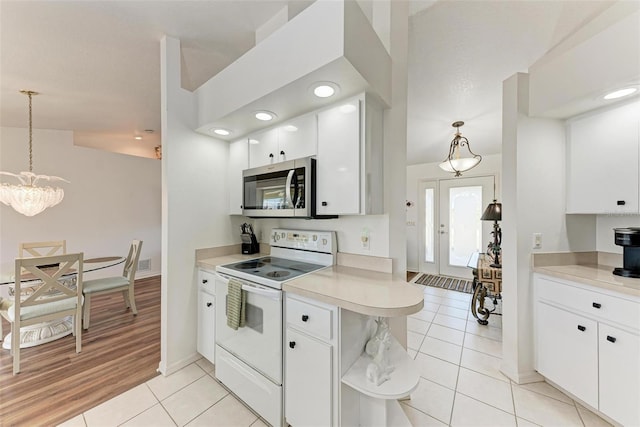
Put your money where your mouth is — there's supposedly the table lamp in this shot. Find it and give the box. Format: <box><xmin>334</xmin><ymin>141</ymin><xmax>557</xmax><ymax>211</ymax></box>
<box><xmin>481</xmin><ymin>200</ymin><xmax>502</xmax><ymax>268</ymax></box>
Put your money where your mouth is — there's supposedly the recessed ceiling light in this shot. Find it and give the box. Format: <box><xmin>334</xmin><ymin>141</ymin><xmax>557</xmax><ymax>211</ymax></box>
<box><xmin>603</xmin><ymin>87</ymin><xmax>638</xmax><ymax>100</ymax></box>
<box><xmin>249</xmin><ymin>139</ymin><xmax>260</xmax><ymax>145</ymax></box>
<box><xmin>212</xmin><ymin>128</ymin><xmax>231</xmax><ymax>136</ymax></box>
<box><xmin>254</xmin><ymin>111</ymin><xmax>276</xmax><ymax>121</ymax></box>
<box><xmin>339</xmin><ymin>104</ymin><xmax>357</xmax><ymax>113</ymax></box>
<box><xmin>312</xmin><ymin>82</ymin><xmax>340</xmax><ymax>98</ymax></box>
<box><xmin>282</xmin><ymin>125</ymin><xmax>298</xmax><ymax>132</ymax></box>
<box><xmin>134</xmin><ymin>136</ymin><xmax>143</xmax><ymax>140</ymax></box>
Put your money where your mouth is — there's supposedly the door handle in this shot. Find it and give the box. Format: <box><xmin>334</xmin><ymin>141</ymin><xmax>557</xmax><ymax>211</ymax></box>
<box><xmin>285</xmin><ymin>169</ymin><xmax>295</xmax><ymax>208</ymax></box>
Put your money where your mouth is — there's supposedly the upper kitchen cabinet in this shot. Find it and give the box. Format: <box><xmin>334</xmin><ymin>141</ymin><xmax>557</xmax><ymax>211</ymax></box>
<box><xmin>316</xmin><ymin>93</ymin><xmax>383</xmax><ymax>216</ymax></box>
<box><xmin>229</xmin><ymin>138</ymin><xmax>249</xmax><ymax>215</ymax></box>
<box><xmin>248</xmin><ymin>113</ymin><xmax>317</xmax><ymax>168</ymax></box>
<box><xmin>566</xmin><ymin>100</ymin><xmax>640</xmax><ymax>214</ymax></box>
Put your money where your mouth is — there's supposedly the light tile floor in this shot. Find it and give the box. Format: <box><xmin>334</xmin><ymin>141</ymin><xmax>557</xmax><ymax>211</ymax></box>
<box><xmin>58</xmin><ymin>286</ymin><xmax>612</xmax><ymax>427</ymax></box>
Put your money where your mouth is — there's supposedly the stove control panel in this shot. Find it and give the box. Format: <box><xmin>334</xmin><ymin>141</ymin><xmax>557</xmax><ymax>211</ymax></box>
<box><xmin>270</xmin><ymin>229</ymin><xmax>336</xmax><ymax>254</ymax></box>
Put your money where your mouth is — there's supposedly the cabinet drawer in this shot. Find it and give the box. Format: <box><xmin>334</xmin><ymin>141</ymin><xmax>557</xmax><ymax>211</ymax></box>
<box><xmin>198</xmin><ymin>269</ymin><xmax>216</xmax><ymax>295</ymax></box>
<box><xmin>286</xmin><ymin>297</ymin><xmax>333</xmax><ymax>341</ymax></box>
<box><xmin>536</xmin><ymin>276</ymin><xmax>640</xmax><ymax>330</ymax></box>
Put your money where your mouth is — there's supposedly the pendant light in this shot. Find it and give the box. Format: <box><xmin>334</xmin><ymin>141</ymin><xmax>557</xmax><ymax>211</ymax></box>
<box><xmin>438</xmin><ymin>121</ymin><xmax>482</xmax><ymax>177</ymax></box>
<box><xmin>0</xmin><ymin>90</ymin><xmax>69</xmax><ymax>217</ymax></box>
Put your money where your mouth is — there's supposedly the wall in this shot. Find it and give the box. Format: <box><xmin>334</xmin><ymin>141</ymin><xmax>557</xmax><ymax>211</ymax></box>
<box><xmin>0</xmin><ymin>127</ymin><xmax>161</xmax><ymax>281</ymax></box>
<box><xmin>405</xmin><ymin>154</ymin><xmax>502</xmax><ymax>272</ymax></box>
<box><xmin>597</xmin><ymin>215</ymin><xmax>640</xmax><ymax>253</ymax></box>
<box><xmin>159</xmin><ymin>36</ymin><xmax>247</xmax><ymax>375</ymax></box>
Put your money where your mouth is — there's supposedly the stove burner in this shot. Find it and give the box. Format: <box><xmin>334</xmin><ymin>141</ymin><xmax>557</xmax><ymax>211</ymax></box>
<box><xmin>289</xmin><ymin>264</ymin><xmax>319</xmax><ymax>273</ymax></box>
<box><xmin>261</xmin><ymin>257</ymin><xmax>273</xmax><ymax>263</ymax></box>
<box><xmin>266</xmin><ymin>270</ymin><xmax>290</xmax><ymax>278</ymax></box>
<box><xmin>235</xmin><ymin>261</ymin><xmax>266</xmax><ymax>269</ymax></box>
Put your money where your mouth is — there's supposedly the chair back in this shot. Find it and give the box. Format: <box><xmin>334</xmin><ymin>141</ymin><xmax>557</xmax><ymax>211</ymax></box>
<box><xmin>122</xmin><ymin>240</ymin><xmax>143</xmax><ymax>282</ymax></box>
<box><xmin>14</xmin><ymin>253</ymin><xmax>83</xmax><ymax>312</ymax></box>
<box><xmin>19</xmin><ymin>240</ymin><xmax>67</xmax><ymax>257</ymax></box>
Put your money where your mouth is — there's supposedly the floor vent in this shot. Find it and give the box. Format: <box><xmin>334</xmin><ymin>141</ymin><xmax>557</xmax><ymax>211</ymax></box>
<box><xmin>138</xmin><ymin>258</ymin><xmax>151</xmax><ymax>271</ymax></box>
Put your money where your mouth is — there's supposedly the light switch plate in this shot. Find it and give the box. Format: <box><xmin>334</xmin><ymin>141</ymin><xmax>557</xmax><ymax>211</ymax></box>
<box><xmin>533</xmin><ymin>233</ymin><xmax>542</xmax><ymax>249</ymax></box>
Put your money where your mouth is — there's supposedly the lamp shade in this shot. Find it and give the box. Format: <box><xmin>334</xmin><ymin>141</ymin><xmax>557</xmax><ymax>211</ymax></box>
<box><xmin>481</xmin><ymin>200</ymin><xmax>502</xmax><ymax>221</ymax></box>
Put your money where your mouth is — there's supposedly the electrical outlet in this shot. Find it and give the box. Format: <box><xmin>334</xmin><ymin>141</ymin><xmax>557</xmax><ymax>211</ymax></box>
<box><xmin>533</xmin><ymin>233</ymin><xmax>542</xmax><ymax>249</ymax></box>
<box><xmin>406</xmin><ymin>221</ymin><xmax>416</xmax><ymax>226</ymax></box>
<box><xmin>361</xmin><ymin>228</ymin><xmax>370</xmax><ymax>250</ymax></box>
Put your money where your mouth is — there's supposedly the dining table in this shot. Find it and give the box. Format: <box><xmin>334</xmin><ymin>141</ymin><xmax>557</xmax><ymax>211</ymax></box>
<box><xmin>0</xmin><ymin>256</ymin><xmax>125</xmax><ymax>349</ymax></box>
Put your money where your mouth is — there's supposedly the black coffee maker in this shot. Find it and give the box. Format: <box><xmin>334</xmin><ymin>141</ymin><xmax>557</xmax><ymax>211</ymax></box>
<box><xmin>241</xmin><ymin>223</ymin><xmax>259</xmax><ymax>255</ymax></box>
<box><xmin>613</xmin><ymin>227</ymin><xmax>640</xmax><ymax>278</ymax></box>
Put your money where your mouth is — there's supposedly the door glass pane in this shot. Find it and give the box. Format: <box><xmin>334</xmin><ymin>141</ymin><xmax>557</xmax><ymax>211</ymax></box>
<box><xmin>424</xmin><ymin>188</ymin><xmax>434</xmax><ymax>263</ymax></box>
<box><xmin>449</xmin><ymin>186</ymin><xmax>482</xmax><ymax>267</ymax></box>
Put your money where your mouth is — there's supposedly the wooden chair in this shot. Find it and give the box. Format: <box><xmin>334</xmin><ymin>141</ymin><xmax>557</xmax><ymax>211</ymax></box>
<box><xmin>83</xmin><ymin>240</ymin><xmax>143</xmax><ymax>329</ymax></box>
<box><xmin>1</xmin><ymin>240</ymin><xmax>67</xmax><ymax>343</ymax></box>
<box><xmin>9</xmin><ymin>253</ymin><xmax>84</xmax><ymax>374</ymax></box>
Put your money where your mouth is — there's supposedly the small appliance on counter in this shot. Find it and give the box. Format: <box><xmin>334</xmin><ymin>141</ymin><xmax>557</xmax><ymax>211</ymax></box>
<box><xmin>613</xmin><ymin>227</ymin><xmax>640</xmax><ymax>278</ymax></box>
<box><xmin>240</xmin><ymin>223</ymin><xmax>259</xmax><ymax>255</ymax></box>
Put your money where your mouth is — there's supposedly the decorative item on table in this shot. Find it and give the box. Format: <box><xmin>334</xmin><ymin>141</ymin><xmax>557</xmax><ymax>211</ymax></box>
<box><xmin>481</xmin><ymin>199</ymin><xmax>502</xmax><ymax>268</ymax></box>
<box><xmin>240</xmin><ymin>223</ymin><xmax>259</xmax><ymax>255</ymax></box>
<box><xmin>438</xmin><ymin>121</ymin><xmax>482</xmax><ymax>177</ymax></box>
<box><xmin>0</xmin><ymin>90</ymin><xmax>69</xmax><ymax>217</ymax></box>
<box><xmin>365</xmin><ymin>317</ymin><xmax>395</xmax><ymax>386</ymax></box>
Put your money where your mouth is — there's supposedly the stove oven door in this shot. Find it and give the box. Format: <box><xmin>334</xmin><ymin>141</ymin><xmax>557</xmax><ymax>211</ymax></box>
<box><xmin>214</xmin><ymin>273</ymin><xmax>283</xmax><ymax>384</ymax></box>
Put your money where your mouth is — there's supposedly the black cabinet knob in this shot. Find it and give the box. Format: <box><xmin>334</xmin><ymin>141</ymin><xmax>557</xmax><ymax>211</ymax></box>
<box><xmin>302</xmin><ymin>315</ymin><xmax>309</xmax><ymax>322</ymax></box>
<box><xmin>202</xmin><ymin>279</ymin><xmax>208</xmax><ymax>284</ymax></box>
<box><xmin>289</xmin><ymin>341</ymin><xmax>296</xmax><ymax>349</ymax></box>
<box><xmin>617</xmin><ymin>200</ymin><xmax>626</xmax><ymax>206</ymax></box>
<box><xmin>592</xmin><ymin>302</ymin><xmax>602</xmax><ymax>309</ymax></box>
<box><xmin>206</xmin><ymin>302</ymin><xmax>212</xmax><ymax>307</ymax></box>
<box><xmin>577</xmin><ymin>325</ymin><xmax>586</xmax><ymax>332</ymax></box>
<box><xmin>606</xmin><ymin>335</ymin><xmax>617</xmax><ymax>343</ymax></box>
<box><xmin>322</xmin><ymin>201</ymin><xmax>328</xmax><ymax>206</ymax></box>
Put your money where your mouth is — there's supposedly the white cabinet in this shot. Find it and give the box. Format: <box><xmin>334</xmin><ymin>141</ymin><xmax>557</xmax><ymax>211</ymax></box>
<box><xmin>197</xmin><ymin>269</ymin><xmax>216</xmax><ymax>363</ymax></box>
<box><xmin>248</xmin><ymin>114</ymin><xmax>317</xmax><ymax>168</ymax></box>
<box><xmin>566</xmin><ymin>100</ymin><xmax>640</xmax><ymax>214</ymax></box>
<box><xmin>284</xmin><ymin>294</ymin><xmax>338</xmax><ymax>427</ymax></box>
<box><xmin>228</xmin><ymin>139</ymin><xmax>248</xmax><ymax>215</ymax></box>
<box><xmin>316</xmin><ymin>94</ymin><xmax>384</xmax><ymax>216</ymax></box>
<box><xmin>599</xmin><ymin>323</ymin><xmax>640</xmax><ymax>427</ymax></box>
<box><xmin>534</xmin><ymin>274</ymin><xmax>640</xmax><ymax>426</ymax></box>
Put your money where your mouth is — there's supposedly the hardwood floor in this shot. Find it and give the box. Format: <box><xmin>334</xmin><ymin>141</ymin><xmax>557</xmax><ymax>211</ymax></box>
<box><xmin>0</xmin><ymin>276</ymin><xmax>161</xmax><ymax>427</ymax></box>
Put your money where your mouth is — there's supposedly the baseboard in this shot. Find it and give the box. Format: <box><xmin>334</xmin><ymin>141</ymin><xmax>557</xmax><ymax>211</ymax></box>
<box><xmin>136</xmin><ymin>271</ymin><xmax>161</xmax><ymax>280</ymax></box>
<box><xmin>157</xmin><ymin>352</ymin><xmax>202</xmax><ymax>376</ymax></box>
<box><xmin>499</xmin><ymin>363</ymin><xmax>544</xmax><ymax>384</ymax></box>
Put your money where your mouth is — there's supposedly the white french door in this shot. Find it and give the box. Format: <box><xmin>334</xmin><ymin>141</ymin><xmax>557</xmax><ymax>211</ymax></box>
<box><xmin>419</xmin><ymin>176</ymin><xmax>495</xmax><ymax>279</ymax></box>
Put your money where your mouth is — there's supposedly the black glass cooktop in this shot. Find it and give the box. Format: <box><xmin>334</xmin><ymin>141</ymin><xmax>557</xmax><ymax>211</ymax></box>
<box><xmin>223</xmin><ymin>256</ymin><xmax>325</xmax><ymax>282</ymax></box>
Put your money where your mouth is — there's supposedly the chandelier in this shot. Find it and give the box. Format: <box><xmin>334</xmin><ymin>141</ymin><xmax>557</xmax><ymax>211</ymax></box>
<box><xmin>0</xmin><ymin>90</ymin><xmax>69</xmax><ymax>217</ymax></box>
<box><xmin>438</xmin><ymin>121</ymin><xmax>482</xmax><ymax>177</ymax></box>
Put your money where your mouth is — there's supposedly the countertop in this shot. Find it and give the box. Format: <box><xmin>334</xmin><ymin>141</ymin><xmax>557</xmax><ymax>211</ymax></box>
<box><xmin>197</xmin><ymin>255</ymin><xmax>424</xmax><ymax>317</ymax></box>
<box><xmin>533</xmin><ymin>264</ymin><xmax>640</xmax><ymax>298</ymax></box>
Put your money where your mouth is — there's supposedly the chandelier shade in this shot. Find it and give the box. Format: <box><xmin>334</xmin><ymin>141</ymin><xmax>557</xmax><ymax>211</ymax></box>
<box><xmin>0</xmin><ymin>90</ymin><xmax>69</xmax><ymax>217</ymax></box>
<box><xmin>438</xmin><ymin>121</ymin><xmax>482</xmax><ymax>177</ymax></box>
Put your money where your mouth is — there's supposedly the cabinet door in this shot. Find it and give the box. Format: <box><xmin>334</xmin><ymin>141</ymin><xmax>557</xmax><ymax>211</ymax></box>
<box><xmin>197</xmin><ymin>290</ymin><xmax>215</xmax><ymax>363</ymax></box>
<box><xmin>228</xmin><ymin>139</ymin><xmax>248</xmax><ymax>215</ymax></box>
<box><xmin>567</xmin><ymin>101</ymin><xmax>640</xmax><ymax>213</ymax></box>
<box><xmin>277</xmin><ymin>114</ymin><xmax>317</xmax><ymax>163</ymax></box>
<box><xmin>599</xmin><ymin>324</ymin><xmax>640</xmax><ymax>426</ymax></box>
<box><xmin>536</xmin><ymin>302</ymin><xmax>598</xmax><ymax>408</ymax></box>
<box><xmin>285</xmin><ymin>328</ymin><xmax>332</xmax><ymax>427</ymax></box>
<box><xmin>316</xmin><ymin>99</ymin><xmax>361</xmax><ymax>215</ymax></box>
<box><xmin>249</xmin><ymin>128</ymin><xmax>279</xmax><ymax>168</ymax></box>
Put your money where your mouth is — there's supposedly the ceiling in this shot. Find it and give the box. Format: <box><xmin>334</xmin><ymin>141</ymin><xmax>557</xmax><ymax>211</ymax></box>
<box><xmin>0</xmin><ymin>0</ymin><xmax>624</xmax><ymax>164</ymax></box>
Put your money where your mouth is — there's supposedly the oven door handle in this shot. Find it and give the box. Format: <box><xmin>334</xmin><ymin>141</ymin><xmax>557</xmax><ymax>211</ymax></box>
<box><xmin>285</xmin><ymin>169</ymin><xmax>295</xmax><ymax>208</ymax></box>
<box><xmin>241</xmin><ymin>284</ymin><xmax>281</xmax><ymax>300</ymax></box>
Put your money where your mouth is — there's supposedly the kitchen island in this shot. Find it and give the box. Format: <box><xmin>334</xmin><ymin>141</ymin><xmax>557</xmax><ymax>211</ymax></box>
<box><xmin>197</xmin><ymin>251</ymin><xmax>424</xmax><ymax>427</ymax></box>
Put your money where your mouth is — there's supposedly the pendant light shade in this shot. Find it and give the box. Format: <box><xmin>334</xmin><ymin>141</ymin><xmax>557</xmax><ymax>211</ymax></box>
<box><xmin>439</xmin><ymin>121</ymin><xmax>482</xmax><ymax>177</ymax></box>
<box><xmin>0</xmin><ymin>90</ymin><xmax>69</xmax><ymax>216</ymax></box>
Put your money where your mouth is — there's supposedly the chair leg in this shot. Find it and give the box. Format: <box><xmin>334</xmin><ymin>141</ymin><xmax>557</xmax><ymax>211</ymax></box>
<box><xmin>9</xmin><ymin>322</ymin><xmax>14</xmax><ymax>356</ymax></box>
<box><xmin>12</xmin><ymin>322</ymin><xmax>20</xmax><ymax>375</ymax></box>
<box><xmin>128</xmin><ymin>286</ymin><xmax>138</xmax><ymax>315</ymax></box>
<box><xmin>83</xmin><ymin>294</ymin><xmax>91</xmax><ymax>330</ymax></box>
<box><xmin>122</xmin><ymin>290</ymin><xmax>131</xmax><ymax>309</ymax></box>
<box><xmin>75</xmin><ymin>311</ymin><xmax>82</xmax><ymax>354</ymax></box>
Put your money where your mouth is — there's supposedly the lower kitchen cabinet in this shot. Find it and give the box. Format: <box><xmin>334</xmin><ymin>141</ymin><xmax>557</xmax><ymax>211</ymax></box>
<box><xmin>534</xmin><ymin>274</ymin><xmax>640</xmax><ymax>426</ymax></box>
<box><xmin>285</xmin><ymin>328</ymin><xmax>333</xmax><ymax>427</ymax></box>
<box><xmin>197</xmin><ymin>269</ymin><xmax>216</xmax><ymax>363</ymax></box>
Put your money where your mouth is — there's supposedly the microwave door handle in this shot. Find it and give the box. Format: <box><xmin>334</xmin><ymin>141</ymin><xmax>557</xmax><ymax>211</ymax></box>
<box><xmin>285</xmin><ymin>169</ymin><xmax>295</xmax><ymax>208</ymax></box>
<box><xmin>241</xmin><ymin>284</ymin><xmax>281</xmax><ymax>301</ymax></box>
<box><xmin>292</xmin><ymin>172</ymin><xmax>299</xmax><ymax>207</ymax></box>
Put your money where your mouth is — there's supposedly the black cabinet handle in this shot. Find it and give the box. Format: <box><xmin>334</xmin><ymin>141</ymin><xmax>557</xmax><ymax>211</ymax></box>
<box><xmin>280</xmin><ymin>150</ymin><xmax>285</xmax><ymax>156</ymax></box>
<box><xmin>206</xmin><ymin>302</ymin><xmax>212</xmax><ymax>307</ymax></box>
<box><xmin>302</xmin><ymin>315</ymin><xmax>309</xmax><ymax>322</ymax></box>
<box><xmin>269</xmin><ymin>153</ymin><xmax>274</xmax><ymax>158</ymax></box>
<box><xmin>606</xmin><ymin>335</ymin><xmax>617</xmax><ymax>343</ymax></box>
<box><xmin>202</xmin><ymin>279</ymin><xmax>208</xmax><ymax>284</ymax></box>
<box><xmin>617</xmin><ymin>200</ymin><xmax>626</xmax><ymax>206</ymax></box>
<box><xmin>577</xmin><ymin>325</ymin><xmax>586</xmax><ymax>332</ymax></box>
<box><xmin>289</xmin><ymin>341</ymin><xmax>296</xmax><ymax>349</ymax></box>
<box><xmin>322</xmin><ymin>201</ymin><xmax>328</xmax><ymax>206</ymax></box>
<box><xmin>592</xmin><ymin>302</ymin><xmax>602</xmax><ymax>309</ymax></box>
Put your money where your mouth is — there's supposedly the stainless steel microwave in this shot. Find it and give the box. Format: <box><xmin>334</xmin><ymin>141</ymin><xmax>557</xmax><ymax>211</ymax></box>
<box><xmin>242</xmin><ymin>157</ymin><xmax>334</xmax><ymax>218</ymax></box>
